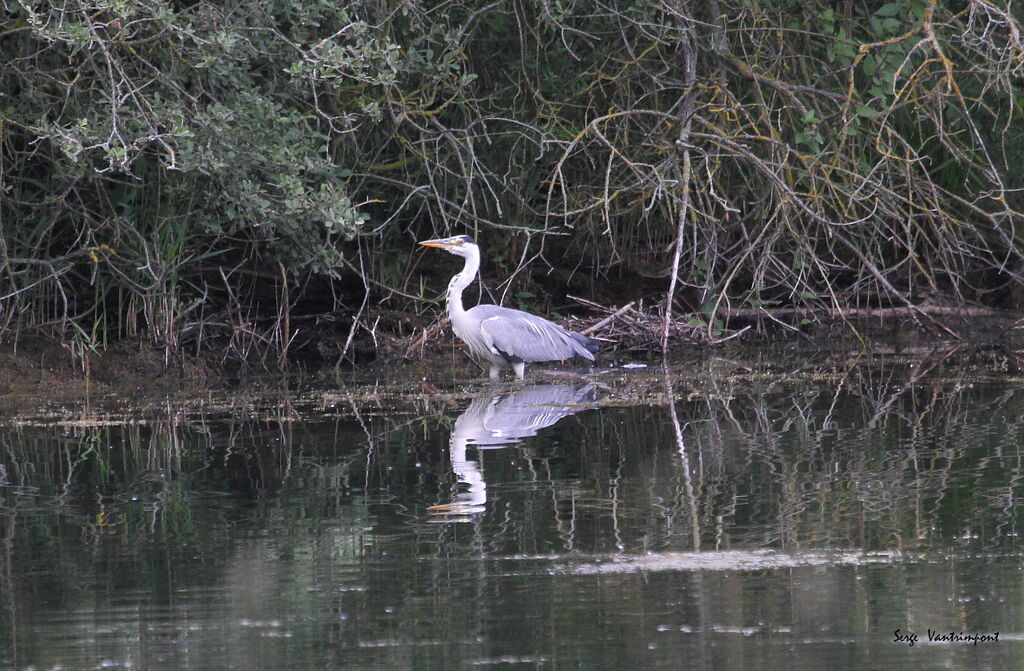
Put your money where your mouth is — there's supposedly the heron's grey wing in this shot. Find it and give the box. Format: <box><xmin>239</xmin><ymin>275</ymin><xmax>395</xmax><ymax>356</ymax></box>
<box><xmin>472</xmin><ymin>306</ymin><xmax>594</xmax><ymax>363</ymax></box>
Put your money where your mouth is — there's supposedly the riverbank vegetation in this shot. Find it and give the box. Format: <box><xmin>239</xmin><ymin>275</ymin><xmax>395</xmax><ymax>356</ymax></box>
<box><xmin>2</xmin><ymin>0</ymin><xmax>1022</xmax><ymax>373</ymax></box>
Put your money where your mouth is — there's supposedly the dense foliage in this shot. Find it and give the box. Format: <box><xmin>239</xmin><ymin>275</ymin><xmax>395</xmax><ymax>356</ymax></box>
<box><xmin>1</xmin><ymin>0</ymin><xmax>1022</xmax><ymax>362</ymax></box>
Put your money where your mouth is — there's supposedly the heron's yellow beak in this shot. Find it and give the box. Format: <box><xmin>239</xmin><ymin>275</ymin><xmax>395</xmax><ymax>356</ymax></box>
<box><xmin>418</xmin><ymin>238</ymin><xmax>451</xmax><ymax>249</ymax></box>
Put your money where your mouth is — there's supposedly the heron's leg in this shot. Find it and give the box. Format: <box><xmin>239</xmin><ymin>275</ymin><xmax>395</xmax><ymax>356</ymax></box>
<box><xmin>489</xmin><ymin>365</ymin><xmax>501</xmax><ymax>380</ymax></box>
<box><xmin>512</xmin><ymin>362</ymin><xmax>525</xmax><ymax>380</ymax></box>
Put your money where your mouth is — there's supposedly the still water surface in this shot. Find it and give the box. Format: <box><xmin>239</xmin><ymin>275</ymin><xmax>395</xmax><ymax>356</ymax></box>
<box><xmin>2</xmin><ymin>351</ymin><xmax>1023</xmax><ymax>669</ymax></box>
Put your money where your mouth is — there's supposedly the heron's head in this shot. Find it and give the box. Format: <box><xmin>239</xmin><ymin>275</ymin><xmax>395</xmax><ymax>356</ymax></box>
<box><xmin>418</xmin><ymin>235</ymin><xmax>477</xmax><ymax>257</ymax></box>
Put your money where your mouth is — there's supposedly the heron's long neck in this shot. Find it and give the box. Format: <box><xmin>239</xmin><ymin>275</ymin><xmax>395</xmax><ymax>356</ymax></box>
<box><xmin>446</xmin><ymin>247</ymin><xmax>479</xmax><ymax>321</ymax></box>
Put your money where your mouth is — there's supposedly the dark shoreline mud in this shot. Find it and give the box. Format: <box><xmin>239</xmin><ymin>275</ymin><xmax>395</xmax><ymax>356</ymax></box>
<box><xmin>2</xmin><ymin>320</ymin><xmax>1024</xmax><ymax>426</ymax></box>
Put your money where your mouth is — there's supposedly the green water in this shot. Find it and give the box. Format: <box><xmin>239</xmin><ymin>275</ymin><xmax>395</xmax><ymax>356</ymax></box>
<box><xmin>1</xmin><ymin>352</ymin><xmax>1023</xmax><ymax>669</ymax></box>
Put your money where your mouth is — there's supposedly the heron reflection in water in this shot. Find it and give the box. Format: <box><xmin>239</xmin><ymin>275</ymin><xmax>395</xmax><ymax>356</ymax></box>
<box><xmin>428</xmin><ymin>383</ymin><xmax>598</xmax><ymax>519</ymax></box>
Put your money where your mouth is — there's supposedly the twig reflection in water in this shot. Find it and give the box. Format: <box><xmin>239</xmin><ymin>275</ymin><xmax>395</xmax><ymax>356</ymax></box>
<box><xmin>428</xmin><ymin>384</ymin><xmax>598</xmax><ymax>520</ymax></box>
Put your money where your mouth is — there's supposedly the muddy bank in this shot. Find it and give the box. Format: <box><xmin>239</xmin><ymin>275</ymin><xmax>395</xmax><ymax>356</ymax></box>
<box><xmin>0</xmin><ymin>337</ymin><xmax>215</xmax><ymax>398</ymax></box>
<box><xmin>3</xmin><ymin>323</ymin><xmax>1024</xmax><ymax>427</ymax></box>
<box><xmin>1</xmin><ymin>303</ymin><xmax>1022</xmax><ymax>412</ymax></box>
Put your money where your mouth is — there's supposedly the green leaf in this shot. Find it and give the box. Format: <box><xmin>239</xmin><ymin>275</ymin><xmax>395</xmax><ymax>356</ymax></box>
<box><xmin>833</xmin><ymin>42</ymin><xmax>857</xmax><ymax>60</ymax></box>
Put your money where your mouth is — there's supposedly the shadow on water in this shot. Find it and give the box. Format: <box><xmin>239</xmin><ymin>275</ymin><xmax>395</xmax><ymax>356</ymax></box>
<box><xmin>1</xmin><ymin>348</ymin><xmax>1024</xmax><ymax>669</ymax></box>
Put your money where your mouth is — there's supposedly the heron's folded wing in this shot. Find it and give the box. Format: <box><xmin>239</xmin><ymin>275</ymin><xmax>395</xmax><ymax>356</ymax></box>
<box><xmin>478</xmin><ymin>312</ymin><xmax>589</xmax><ymax>363</ymax></box>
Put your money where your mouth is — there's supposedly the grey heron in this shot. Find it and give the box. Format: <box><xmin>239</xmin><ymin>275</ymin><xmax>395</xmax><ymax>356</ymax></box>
<box><xmin>418</xmin><ymin>235</ymin><xmax>599</xmax><ymax>379</ymax></box>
